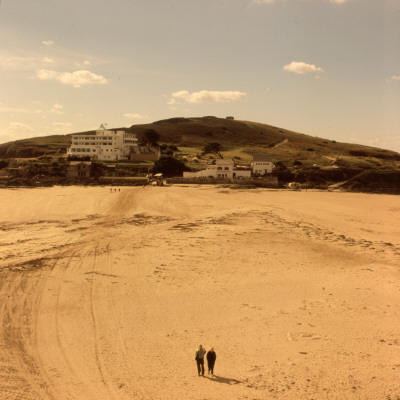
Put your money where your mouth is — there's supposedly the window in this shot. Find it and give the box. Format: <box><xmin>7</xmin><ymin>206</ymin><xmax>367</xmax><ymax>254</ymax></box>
<box><xmin>224</xmin><ymin>167</ymin><xmax>229</xmax><ymax>170</ymax></box>
<box><xmin>217</xmin><ymin>167</ymin><xmax>222</xmax><ymax>170</ymax></box>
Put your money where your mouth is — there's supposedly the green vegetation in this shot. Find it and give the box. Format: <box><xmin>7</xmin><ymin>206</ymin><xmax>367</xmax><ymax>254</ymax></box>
<box><xmin>201</xmin><ymin>142</ymin><xmax>224</xmax><ymax>159</ymax></box>
<box><xmin>1</xmin><ymin>116</ymin><xmax>399</xmax><ymax>192</ymax></box>
<box><xmin>143</xmin><ymin>129</ymin><xmax>160</xmax><ymax>146</ymax></box>
<box><xmin>152</xmin><ymin>156</ymin><xmax>189</xmax><ymax>177</ymax></box>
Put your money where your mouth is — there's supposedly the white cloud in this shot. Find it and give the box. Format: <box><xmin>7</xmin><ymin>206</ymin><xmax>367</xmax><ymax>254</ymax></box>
<box><xmin>0</xmin><ymin>103</ymin><xmax>65</xmax><ymax>116</ymax></box>
<box><xmin>0</xmin><ymin>106</ymin><xmax>31</xmax><ymax>113</ymax></box>
<box><xmin>124</xmin><ymin>113</ymin><xmax>148</xmax><ymax>120</ymax></box>
<box><xmin>51</xmin><ymin>104</ymin><xmax>64</xmax><ymax>114</ymax></box>
<box><xmin>6</xmin><ymin>122</ymin><xmax>35</xmax><ymax>134</ymax></box>
<box><xmin>83</xmin><ymin>60</ymin><xmax>91</xmax><ymax>65</ymax></box>
<box><xmin>36</xmin><ymin>69</ymin><xmax>108</xmax><ymax>88</ymax></box>
<box><xmin>52</xmin><ymin>122</ymin><xmax>72</xmax><ymax>132</ymax></box>
<box><xmin>42</xmin><ymin>57</ymin><xmax>54</xmax><ymax>63</ymax></box>
<box><xmin>330</xmin><ymin>0</ymin><xmax>347</xmax><ymax>3</ymax></box>
<box><xmin>391</xmin><ymin>75</ymin><xmax>400</xmax><ymax>81</ymax></box>
<box><xmin>0</xmin><ymin>53</ymin><xmax>38</xmax><ymax>71</ymax></box>
<box><xmin>171</xmin><ymin>90</ymin><xmax>247</xmax><ymax>104</ymax></box>
<box><xmin>283</xmin><ymin>61</ymin><xmax>324</xmax><ymax>74</ymax></box>
<box><xmin>167</xmin><ymin>98</ymin><xmax>179</xmax><ymax>110</ymax></box>
<box><xmin>42</xmin><ymin>40</ymin><xmax>54</xmax><ymax>46</ymax></box>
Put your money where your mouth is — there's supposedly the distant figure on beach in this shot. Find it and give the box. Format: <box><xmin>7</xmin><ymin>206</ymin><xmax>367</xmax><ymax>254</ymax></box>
<box><xmin>206</xmin><ymin>347</ymin><xmax>216</xmax><ymax>376</ymax></box>
<box><xmin>110</xmin><ymin>188</ymin><xmax>112</xmax><ymax>192</ymax></box>
<box><xmin>195</xmin><ymin>345</ymin><xmax>206</xmax><ymax>376</ymax></box>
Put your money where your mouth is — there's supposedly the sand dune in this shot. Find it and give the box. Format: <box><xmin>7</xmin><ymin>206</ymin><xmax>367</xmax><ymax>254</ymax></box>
<box><xmin>0</xmin><ymin>185</ymin><xmax>399</xmax><ymax>399</ymax></box>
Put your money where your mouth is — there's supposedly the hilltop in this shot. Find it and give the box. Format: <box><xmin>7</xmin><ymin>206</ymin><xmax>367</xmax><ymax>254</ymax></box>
<box><xmin>0</xmin><ymin>116</ymin><xmax>399</xmax><ymax>192</ymax></box>
<box><xmin>1</xmin><ymin>116</ymin><xmax>399</xmax><ymax>162</ymax></box>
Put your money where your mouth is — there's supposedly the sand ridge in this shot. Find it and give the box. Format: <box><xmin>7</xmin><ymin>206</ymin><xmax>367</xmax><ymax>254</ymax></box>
<box><xmin>0</xmin><ymin>185</ymin><xmax>399</xmax><ymax>399</ymax></box>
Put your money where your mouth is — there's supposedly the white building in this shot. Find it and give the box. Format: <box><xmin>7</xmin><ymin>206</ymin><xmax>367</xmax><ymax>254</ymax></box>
<box><xmin>252</xmin><ymin>155</ymin><xmax>274</xmax><ymax>175</ymax></box>
<box><xmin>67</xmin><ymin>124</ymin><xmax>138</xmax><ymax>161</ymax></box>
<box><xmin>183</xmin><ymin>159</ymin><xmax>251</xmax><ymax>179</ymax></box>
<box><xmin>184</xmin><ymin>159</ymin><xmax>234</xmax><ymax>179</ymax></box>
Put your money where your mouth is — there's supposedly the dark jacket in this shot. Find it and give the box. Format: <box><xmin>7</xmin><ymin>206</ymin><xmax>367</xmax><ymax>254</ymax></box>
<box><xmin>206</xmin><ymin>350</ymin><xmax>216</xmax><ymax>365</ymax></box>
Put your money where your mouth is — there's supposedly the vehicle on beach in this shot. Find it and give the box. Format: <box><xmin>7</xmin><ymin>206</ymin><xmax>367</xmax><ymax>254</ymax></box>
<box><xmin>147</xmin><ymin>173</ymin><xmax>164</xmax><ymax>186</ymax></box>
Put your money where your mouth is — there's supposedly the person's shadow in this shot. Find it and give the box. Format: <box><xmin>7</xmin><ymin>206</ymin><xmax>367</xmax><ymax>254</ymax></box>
<box><xmin>204</xmin><ymin>375</ymin><xmax>241</xmax><ymax>385</ymax></box>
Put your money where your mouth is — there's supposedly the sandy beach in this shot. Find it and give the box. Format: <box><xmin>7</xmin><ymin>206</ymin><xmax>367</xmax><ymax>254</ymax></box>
<box><xmin>0</xmin><ymin>185</ymin><xmax>399</xmax><ymax>400</ymax></box>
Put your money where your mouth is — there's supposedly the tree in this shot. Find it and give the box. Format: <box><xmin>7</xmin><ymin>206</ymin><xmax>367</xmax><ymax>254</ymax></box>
<box><xmin>0</xmin><ymin>160</ymin><xmax>8</xmax><ymax>170</ymax></box>
<box><xmin>90</xmin><ymin>162</ymin><xmax>103</xmax><ymax>179</ymax></box>
<box><xmin>143</xmin><ymin>129</ymin><xmax>160</xmax><ymax>146</ymax></box>
<box><xmin>272</xmin><ymin>162</ymin><xmax>294</xmax><ymax>183</ymax></box>
<box><xmin>152</xmin><ymin>156</ymin><xmax>189</xmax><ymax>177</ymax></box>
<box><xmin>201</xmin><ymin>142</ymin><xmax>224</xmax><ymax>159</ymax></box>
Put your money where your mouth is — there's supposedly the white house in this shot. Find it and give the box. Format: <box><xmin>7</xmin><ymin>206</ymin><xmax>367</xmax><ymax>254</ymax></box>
<box><xmin>252</xmin><ymin>155</ymin><xmax>274</xmax><ymax>175</ymax></box>
<box><xmin>183</xmin><ymin>159</ymin><xmax>235</xmax><ymax>179</ymax></box>
<box><xmin>67</xmin><ymin>124</ymin><xmax>138</xmax><ymax>161</ymax></box>
<box><xmin>183</xmin><ymin>159</ymin><xmax>252</xmax><ymax>179</ymax></box>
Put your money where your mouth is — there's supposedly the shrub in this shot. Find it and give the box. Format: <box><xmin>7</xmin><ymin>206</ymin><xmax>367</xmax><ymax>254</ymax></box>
<box><xmin>152</xmin><ymin>156</ymin><xmax>190</xmax><ymax>177</ymax></box>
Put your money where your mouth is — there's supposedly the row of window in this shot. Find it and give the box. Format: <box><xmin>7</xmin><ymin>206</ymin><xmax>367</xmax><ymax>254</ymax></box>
<box><xmin>73</xmin><ymin>142</ymin><xmax>113</xmax><ymax>146</ymax></box>
<box><xmin>71</xmin><ymin>148</ymin><xmax>121</xmax><ymax>153</ymax></box>
<box><xmin>73</xmin><ymin>136</ymin><xmax>115</xmax><ymax>140</ymax></box>
<box><xmin>71</xmin><ymin>148</ymin><xmax>94</xmax><ymax>153</ymax></box>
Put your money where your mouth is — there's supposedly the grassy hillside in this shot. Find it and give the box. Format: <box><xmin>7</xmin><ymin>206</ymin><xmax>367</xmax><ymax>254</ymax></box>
<box><xmin>0</xmin><ymin>135</ymin><xmax>71</xmax><ymax>158</ymax></box>
<box><xmin>1</xmin><ymin>116</ymin><xmax>399</xmax><ymax>170</ymax></box>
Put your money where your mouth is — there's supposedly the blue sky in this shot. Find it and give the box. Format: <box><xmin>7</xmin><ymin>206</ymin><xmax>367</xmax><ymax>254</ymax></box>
<box><xmin>1</xmin><ymin>0</ymin><xmax>399</xmax><ymax>151</ymax></box>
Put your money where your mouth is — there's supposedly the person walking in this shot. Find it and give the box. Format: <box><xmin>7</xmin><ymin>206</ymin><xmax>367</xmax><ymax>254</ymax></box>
<box><xmin>206</xmin><ymin>347</ymin><xmax>216</xmax><ymax>376</ymax></box>
<box><xmin>195</xmin><ymin>345</ymin><xmax>206</xmax><ymax>376</ymax></box>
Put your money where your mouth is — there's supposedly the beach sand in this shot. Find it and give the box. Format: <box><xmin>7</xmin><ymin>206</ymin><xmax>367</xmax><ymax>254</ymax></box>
<box><xmin>0</xmin><ymin>185</ymin><xmax>399</xmax><ymax>399</ymax></box>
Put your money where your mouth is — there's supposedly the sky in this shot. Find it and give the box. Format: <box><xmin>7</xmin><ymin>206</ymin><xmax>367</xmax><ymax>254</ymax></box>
<box><xmin>0</xmin><ymin>0</ymin><xmax>399</xmax><ymax>152</ymax></box>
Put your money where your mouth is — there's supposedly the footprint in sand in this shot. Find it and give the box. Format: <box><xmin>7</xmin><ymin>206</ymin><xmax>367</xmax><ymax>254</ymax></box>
<box><xmin>287</xmin><ymin>332</ymin><xmax>323</xmax><ymax>341</ymax></box>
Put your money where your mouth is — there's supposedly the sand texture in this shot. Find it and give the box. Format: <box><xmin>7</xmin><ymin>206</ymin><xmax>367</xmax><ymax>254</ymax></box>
<box><xmin>0</xmin><ymin>185</ymin><xmax>399</xmax><ymax>399</ymax></box>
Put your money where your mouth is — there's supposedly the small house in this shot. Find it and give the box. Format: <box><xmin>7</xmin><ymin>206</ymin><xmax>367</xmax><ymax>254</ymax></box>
<box><xmin>129</xmin><ymin>146</ymin><xmax>160</xmax><ymax>162</ymax></box>
<box><xmin>252</xmin><ymin>155</ymin><xmax>274</xmax><ymax>176</ymax></box>
<box><xmin>66</xmin><ymin>161</ymin><xmax>91</xmax><ymax>178</ymax></box>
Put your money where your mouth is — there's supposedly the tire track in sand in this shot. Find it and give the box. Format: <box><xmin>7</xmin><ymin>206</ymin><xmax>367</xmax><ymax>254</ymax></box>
<box><xmin>0</xmin><ymin>269</ymin><xmax>56</xmax><ymax>400</ymax></box>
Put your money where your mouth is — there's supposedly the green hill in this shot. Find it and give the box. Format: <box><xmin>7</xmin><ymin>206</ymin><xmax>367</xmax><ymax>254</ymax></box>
<box><xmin>1</xmin><ymin>116</ymin><xmax>398</xmax><ymax>163</ymax></box>
<box><xmin>1</xmin><ymin>116</ymin><xmax>399</xmax><ymax>192</ymax></box>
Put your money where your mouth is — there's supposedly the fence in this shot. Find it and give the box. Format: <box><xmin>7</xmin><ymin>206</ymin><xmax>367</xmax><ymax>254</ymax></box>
<box><xmin>166</xmin><ymin>177</ymin><xmax>279</xmax><ymax>187</ymax></box>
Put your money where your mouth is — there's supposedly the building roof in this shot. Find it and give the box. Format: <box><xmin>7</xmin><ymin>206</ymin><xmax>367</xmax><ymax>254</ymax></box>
<box><xmin>215</xmin><ymin>158</ymin><xmax>234</xmax><ymax>165</ymax></box>
<box><xmin>252</xmin><ymin>155</ymin><xmax>273</xmax><ymax>162</ymax></box>
<box><xmin>130</xmin><ymin>146</ymin><xmax>159</xmax><ymax>155</ymax></box>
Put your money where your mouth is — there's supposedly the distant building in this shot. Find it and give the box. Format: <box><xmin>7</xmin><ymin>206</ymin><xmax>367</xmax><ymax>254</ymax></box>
<box><xmin>252</xmin><ymin>155</ymin><xmax>274</xmax><ymax>175</ymax></box>
<box><xmin>183</xmin><ymin>159</ymin><xmax>234</xmax><ymax>179</ymax></box>
<box><xmin>226</xmin><ymin>116</ymin><xmax>234</xmax><ymax>120</ymax></box>
<box><xmin>66</xmin><ymin>161</ymin><xmax>91</xmax><ymax>178</ymax></box>
<box><xmin>129</xmin><ymin>146</ymin><xmax>160</xmax><ymax>162</ymax></box>
<box><xmin>183</xmin><ymin>158</ymin><xmax>251</xmax><ymax>179</ymax></box>
<box><xmin>233</xmin><ymin>167</ymin><xmax>251</xmax><ymax>179</ymax></box>
<box><xmin>67</xmin><ymin>124</ymin><xmax>138</xmax><ymax>161</ymax></box>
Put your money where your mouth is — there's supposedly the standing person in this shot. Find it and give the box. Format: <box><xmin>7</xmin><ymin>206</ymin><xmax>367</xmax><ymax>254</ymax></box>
<box><xmin>206</xmin><ymin>347</ymin><xmax>216</xmax><ymax>376</ymax></box>
<box><xmin>195</xmin><ymin>345</ymin><xmax>206</xmax><ymax>376</ymax></box>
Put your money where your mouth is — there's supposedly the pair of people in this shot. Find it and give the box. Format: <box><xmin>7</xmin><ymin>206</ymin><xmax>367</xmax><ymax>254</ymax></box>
<box><xmin>195</xmin><ymin>345</ymin><xmax>216</xmax><ymax>376</ymax></box>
